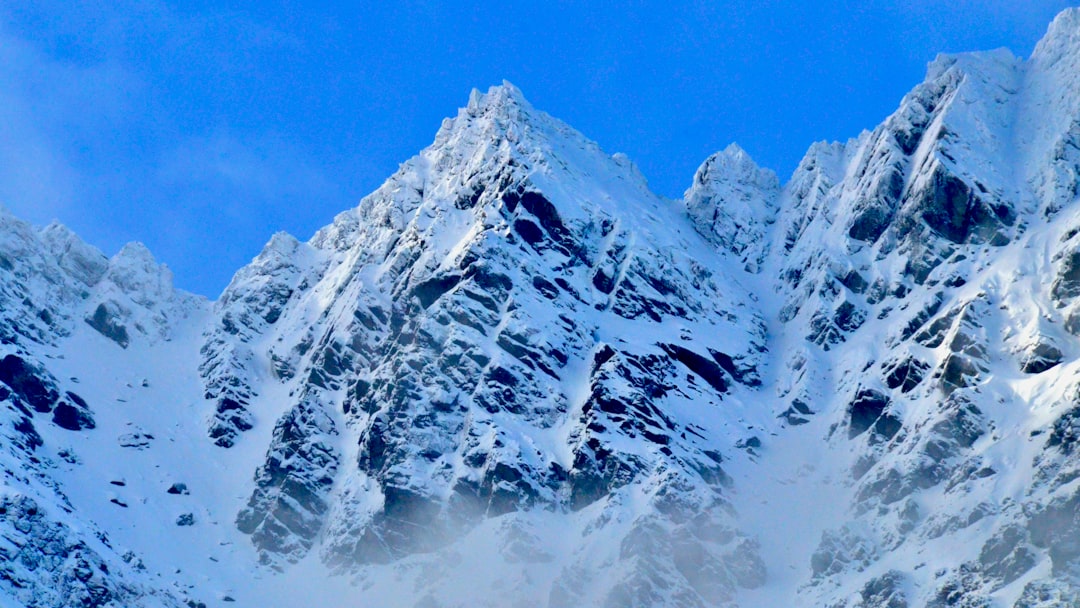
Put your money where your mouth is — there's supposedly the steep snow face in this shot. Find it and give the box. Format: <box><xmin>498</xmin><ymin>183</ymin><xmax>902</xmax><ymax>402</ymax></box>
<box><xmin>5</xmin><ymin>9</ymin><xmax>1080</xmax><ymax>608</ymax></box>
<box><xmin>201</xmin><ymin>231</ymin><xmax>323</xmax><ymax>448</ymax></box>
<box><xmin>739</xmin><ymin>9</ymin><xmax>1080</xmax><ymax>608</ymax></box>
<box><xmin>0</xmin><ymin>207</ymin><xmax>209</xmax><ymax>607</ymax></box>
<box><xmin>214</xmin><ymin>82</ymin><xmax>771</xmax><ymax>606</ymax></box>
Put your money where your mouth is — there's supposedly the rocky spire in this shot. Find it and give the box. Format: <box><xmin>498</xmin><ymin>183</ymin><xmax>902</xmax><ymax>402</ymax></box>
<box><xmin>684</xmin><ymin>143</ymin><xmax>780</xmax><ymax>272</ymax></box>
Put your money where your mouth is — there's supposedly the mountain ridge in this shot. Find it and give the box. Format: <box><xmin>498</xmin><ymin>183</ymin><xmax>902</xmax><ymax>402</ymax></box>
<box><xmin>3</xmin><ymin>9</ymin><xmax>1080</xmax><ymax>608</ymax></box>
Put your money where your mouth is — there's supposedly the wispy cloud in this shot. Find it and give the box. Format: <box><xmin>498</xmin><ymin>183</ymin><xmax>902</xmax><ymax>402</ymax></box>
<box><xmin>156</xmin><ymin>130</ymin><xmax>340</xmax><ymax>221</ymax></box>
<box><xmin>0</xmin><ymin>3</ymin><xmax>335</xmax><ymax>295</ymax></box>
<box><xmin>0</xmin><ymin>21</ymin><xmax>135</xmax><ymax>227</ymax></box>
<box><xmin>0</xmin><ymin>1</ymin><xmax>313</xmax><ymax>228</ymax></box>
<box><xmin>158</xmin><ymin>132</ymin><xmax>323</xmax><ymax>197</ymax></box>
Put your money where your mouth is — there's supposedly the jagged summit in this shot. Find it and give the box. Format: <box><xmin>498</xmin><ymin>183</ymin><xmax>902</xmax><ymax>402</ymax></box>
<box><xmin>39</xmin><ymin>221</ymin><xmax>110</xmax><ymax>288</ymax></box>
<box><xmin>690</xmin><ymin>142</ymin><xmax>775</xmax><ymax>183</ymax></box>
<box><xmin>684</xmin><ymin>143</ymin><xmax>779</xmax><ymax>272</ymax></box>
<box><xmin>1033</xmin><ymin>6</ymin><xmax>1080</xmax><ymax>62</ymax></box>
<box><xmin>464</xmin><ymin>80</ymin><xmax>530</xmax><ymax>115</ymax></box>
<box><xmin>105</xmin><ymin>242</ymin><xmax>173</xmax><ymax>296</ymax></box>
<box><xmin>924</xmin><ymin>47</ymin><xmax>1019</xmax><ymax>82</ymax></box>
<box><xmin>435</xmin><ymin>80</ymin><xmax>658</xmax><ymax>214</ymax></box>
<box><xmin>310</xmin><ymin>81</ymin><xmax>657</xmax><ymax>258</ymax></box>
<box><xmin>439</xmin><ymin>80</ymin><xmax>537</xmax><ymax>152</ymax></box>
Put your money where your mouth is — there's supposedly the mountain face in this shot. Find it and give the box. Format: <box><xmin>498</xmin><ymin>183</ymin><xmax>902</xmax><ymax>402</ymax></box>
<box><xmin>4</xmin><ymin>9</ymin><xmax>1080</xmax><ymax>608</ymax></box>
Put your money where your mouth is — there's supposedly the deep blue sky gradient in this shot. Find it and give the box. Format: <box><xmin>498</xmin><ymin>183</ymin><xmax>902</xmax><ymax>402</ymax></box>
<box><xmin>0</xmin><ymin>1</ymin><xmax>1074</xmax><ymax>296</ymax></box>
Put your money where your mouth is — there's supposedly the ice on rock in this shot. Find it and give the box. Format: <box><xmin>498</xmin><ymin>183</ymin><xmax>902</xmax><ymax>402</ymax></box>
<box><xmin>104</xmin><ymin>242</ymin><xmax>176</xmax><ymax>303</ymax></box>
<box><xmin>40</xmin><ymin>222</ymin><xmax>109</xmax><ymax>287</ymax></box>
<box><xmin>685</xmin><ymin>143</ymin><xmax>780</xmax><ymax>272</ymax></box>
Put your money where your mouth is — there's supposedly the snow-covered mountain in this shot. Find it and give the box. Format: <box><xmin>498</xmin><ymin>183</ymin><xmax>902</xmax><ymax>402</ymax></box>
<box><xmin>4</xmin><ymin>9</ymin><xmax>1080</xmax><ymax>608</ymax></box>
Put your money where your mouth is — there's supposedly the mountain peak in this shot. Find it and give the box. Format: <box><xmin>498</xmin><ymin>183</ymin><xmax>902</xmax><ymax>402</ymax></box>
<box><xmin>685</xmin><ymin>143</ymin><xmax>779</xmax><ymax>271</ymax></box>
<box><xmin>451</xmin><ymin>81</ymin><xmax>537</xmax><ymax>139</ymax></box>
<box><xmin>103</xmin><ymin>241</ymin><xmax>177</xmax><ymax>303</ymax></box>
<box><xmin>39</xmin><ymin>221</ymin><xmax>109</xmax><ymax>287</ymax></box>
<box><xmin>362</xmin><ymin>80</ymin><xmax>659</xmax><ymax>236</ymax></box>
<box><xmin>112</xmin><ymin>241</ymin><xmax>159</xmax><ymax>269</ymax></box>
<box><xmin>1033</xmin><ymin>7</ymin><xmax>1080</xmax><ymax>63</ymax></box>
<box><xmin>700</xmin><ymin>143</ymin><xmax>776</xmax><ymax>181</ymax></box>
<box><xmin>466</xmin><ymin>80</ymin><xmax>530</xmax><ymax>113</ymax></box>
<box><xmin>924</xmin><ymin>47</ymin><xmax>1019</xmax><ymax>84</ymax></box>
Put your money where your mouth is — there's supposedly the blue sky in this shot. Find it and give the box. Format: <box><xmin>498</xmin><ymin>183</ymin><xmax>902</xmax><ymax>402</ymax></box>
<box><xmin>0</xmin><ymin>1</ymin><xmax>1074</xmax><ymax>297</ymax></box>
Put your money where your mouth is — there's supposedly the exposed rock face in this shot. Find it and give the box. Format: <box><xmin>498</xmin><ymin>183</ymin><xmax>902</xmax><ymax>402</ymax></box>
<box><xmin>219</xmin><ymin>83</ymin><xmax>769</xmax><ymax>605</ymax></box>
<box><xmin>0</xmin><ymin>494</ymin><xmax>159</xmax><ymax>608</ymax></box>
<box><xmin>199</xmin><ymin>232</ymin><xmax>315</xmax><ymax>448</ymax></box>
<box><xmin>761</xmin><ymin>10</ymin><xmax>1080</xmax><ymax>607</ymax></box>
<box><xmin>684</xmin><ymin>143</ymin><xmax>780</xmax><ymax>272</ymax></box>
<box><xmin>3</xmin><ymin>8</ymin><xmax>1080</xmax><ymax>608</ymax></box>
